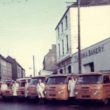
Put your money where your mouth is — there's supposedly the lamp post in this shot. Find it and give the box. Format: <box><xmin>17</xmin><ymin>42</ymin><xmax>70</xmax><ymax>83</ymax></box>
<box><xmin>77</xmin><ymin>0</ymin><xmax>82</xmax><ymax>74</ymax></box>
<box><xmin>33</xmin><ymin>55</ymin><xmax>35</xmax><ymax>77</ymax></box>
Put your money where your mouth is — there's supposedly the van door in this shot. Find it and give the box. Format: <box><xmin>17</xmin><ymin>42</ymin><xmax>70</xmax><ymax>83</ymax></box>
<box><xmin>103</xmin><ymin>75</ymin><xmax>110</xmax><ymax>99</ymax></box>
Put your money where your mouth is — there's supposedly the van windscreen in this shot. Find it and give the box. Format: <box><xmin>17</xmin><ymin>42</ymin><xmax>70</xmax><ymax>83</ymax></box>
<box><xmin>20</xmin><ymin>80</ymin><xmax>26</xmax><ymax>87</ymax></box>
<box><xmin>46</xmin><ymin>76</ymin><xmax>67</xmax><ymax>85</ymax></box>
<box><xmin>30</xmin><ymin>77</ymin><xmax>45</xmax><ymax>85</ymax></box>
<box><xmin>77</xmin><ymin>75</ymin><xmax>102</xmax><ymax>84</ymax></box>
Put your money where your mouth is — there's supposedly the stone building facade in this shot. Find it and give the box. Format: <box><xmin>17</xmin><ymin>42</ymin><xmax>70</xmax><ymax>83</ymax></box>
<box><xmin>43</xmin><ymin>44</ymin><xmax>57</xmax><ymax>74</ymax></box>
<box><xmin>0</xmin><ymin>55</ymin><xmax>12</xmax><ymax>81</ymax></box>
<box><xmin>7</xmin><ymin>56</ymin><xmax>25</xmax><ymax>80</ymax></box>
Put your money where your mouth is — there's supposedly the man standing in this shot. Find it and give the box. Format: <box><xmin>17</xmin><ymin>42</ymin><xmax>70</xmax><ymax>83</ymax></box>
<box><xmin>1</xmin><ymin>82</ymin><xmax>8</xmax><ymax>92</ymax></box>
<box><xmin>68</xmin><ymin>76</ymin><xmax>77</xmax><ymax>100</ymax></box>
<box><xmin>36</xmin><ymin>79</ymin><xmax>45</xmax><ymax>104</ymax></box>
<box><xmin>25</xmin><ymin>80</ymin><xmax>29</xmax><ymax>97</ymax></box>
<box><xmin>12</xmin><ymin>81</ymin><xmax>19</xmax><ymax>96</ymax></box>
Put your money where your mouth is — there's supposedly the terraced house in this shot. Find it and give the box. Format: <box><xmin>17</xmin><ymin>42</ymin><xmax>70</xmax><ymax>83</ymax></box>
<box><xmin>55</xmin><ymin>0</ymin><xmax>110</xmax><ymax>74</ymax></box>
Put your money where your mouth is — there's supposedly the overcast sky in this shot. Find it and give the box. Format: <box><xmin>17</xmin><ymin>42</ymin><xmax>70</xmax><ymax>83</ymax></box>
<box><xmin>0</xmin><ymin>0</ymin><xmax>110</xmax><ymax>76</ymax></box>
<box><xmin>0</xmin><ymin>0</ymin><xmax>70</xmax><ymax>76</ymax></box>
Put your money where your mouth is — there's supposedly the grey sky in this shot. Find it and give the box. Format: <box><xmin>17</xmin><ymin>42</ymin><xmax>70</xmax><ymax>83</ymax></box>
<box><xmin>0</xmin><ymin>0</ymin><xmax>71</xmax><ymax>76</ymax></box>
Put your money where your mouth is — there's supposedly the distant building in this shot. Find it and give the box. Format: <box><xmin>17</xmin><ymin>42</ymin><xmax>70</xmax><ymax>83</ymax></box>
<box><xmin>7</xmin><ymin>56</ymin><xmax>25</xmax><ymax>80</ymax></box>
<box><xmin>0</xmin><ymin>55</ymin><xmax>12</xmax><ymax>81</ymax></box>
<box><xmin>43</xmin><ymin>44</ymin><xmax>57</xmax><ymax>74</ymax></box>
<box><xmin>38</xmin><ymin>70</ymin><xmax>53</xmax><ymax>76</ymax></box>
<box><xmin>55</xmin><ymin>1</ymin><xmax>110</xmax><ymax>74</ymax></box>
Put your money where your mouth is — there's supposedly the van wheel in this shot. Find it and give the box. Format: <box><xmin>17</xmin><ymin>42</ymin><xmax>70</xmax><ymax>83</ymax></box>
<box><xmin>103</xmin><ymin>99</ymin><xmax>108</xmax><ymax>105</ymax></box>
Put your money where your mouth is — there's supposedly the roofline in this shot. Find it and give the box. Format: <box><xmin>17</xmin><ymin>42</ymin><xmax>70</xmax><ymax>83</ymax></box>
<box><xmin>79</xmin><ymin>72</ymin><xmax>110</xmax><ymax>76</ymax></box>
<box><xmin>7</xmin><ymin>56</ymin><xmax>25</xmax><ymax>70</ymax></box>
<box><xmin>79</xmin><ymin>72</ymin><xmax>102</xmax><ymax>75</ymax></box>
<box><xmin>55</xmin><ymin>4</ymin><xmax>110</xmax><ymax>30</ymax></box>
<box><xmin>0</xmin><ymin>54</ymin><xmax>12</xmax><ymax>64</ymax></box>
<box><xmin>55</xmin><ymin>6</ymin><xmax>70</xmax><ymax>30</ymax></box>
<box><xmin>48</xmin><ymin>73</ymin><xmax>77</xmax><ymax>77</ymax></box>
<box><xmin>16</xmin><ymin>77</ymin><xmax>31</xmax><ymax>81</ymax></box>
<box><xmin>31</xmin><ymin>76</ymin><xmax>46</xmax><ymax>79</ymax></box>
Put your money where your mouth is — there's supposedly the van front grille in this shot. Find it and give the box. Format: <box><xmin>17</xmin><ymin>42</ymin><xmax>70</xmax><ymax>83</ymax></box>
<box><xmin>82</xmin><ymin>95</ymin><xmax>90</xmax><ymax>98</ymax></box>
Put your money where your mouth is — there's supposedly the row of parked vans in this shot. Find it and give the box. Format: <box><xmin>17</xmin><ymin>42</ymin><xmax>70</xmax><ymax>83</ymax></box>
<box><xmin>0</xmin><ymin>71</ymin><xmax>110</xmax><ymax>104</ymax></box>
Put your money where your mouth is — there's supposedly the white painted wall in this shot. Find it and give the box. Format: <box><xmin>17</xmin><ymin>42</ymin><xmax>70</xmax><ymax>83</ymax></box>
<box><xmin>56</xmin><ymin>10</ymin><xmax>72</xmax><ymax>63</ymax></box>
<box><xmin>70</xmin><ymin>5</ymin><xmax>110</xmax><ymax>53</ymax></box>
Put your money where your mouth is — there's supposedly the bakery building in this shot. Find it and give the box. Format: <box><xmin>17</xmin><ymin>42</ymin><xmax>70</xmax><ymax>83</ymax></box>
<box><xmin>72</xmin><ymin>37</ymin><xmax>110</xmax><ymax>73</ymax></box>
<box><xmin>55</xmin><ymin>1</ymin><xmax>110</xmax><ymax>74</ymax></box>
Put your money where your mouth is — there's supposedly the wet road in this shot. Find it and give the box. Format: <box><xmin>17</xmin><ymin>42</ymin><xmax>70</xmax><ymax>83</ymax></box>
<box><xmin>0</xmin><ymin>99</ymin><xmax>110</xmax><ymax>110</ymax></box>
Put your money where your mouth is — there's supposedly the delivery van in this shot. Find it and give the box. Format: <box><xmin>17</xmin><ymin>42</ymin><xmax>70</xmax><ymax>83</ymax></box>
<box><xmin>45</xmin><ymin>74</ymin><xmax>77</xmax><ymax>100</ymax></box>
<box><xmin>16</xmin><ymin>78</ymin><xmax>31</xmax><ymax>98</ymax></box>
<box><xmin>75</xmin><ymin>72</ymin><xmax>110</xmax><ymax>104</ymax></box>
<box><xmin>27</xmin><ymin>76</ymin><xmax>46</xmax><ymax>99</ymax></box>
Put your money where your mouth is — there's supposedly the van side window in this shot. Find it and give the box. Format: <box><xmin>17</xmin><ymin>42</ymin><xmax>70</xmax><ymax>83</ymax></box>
<box><xmin>103</xmin><ymin>76</ymin><xmax>110</xmax><ymax>83</ymax></box>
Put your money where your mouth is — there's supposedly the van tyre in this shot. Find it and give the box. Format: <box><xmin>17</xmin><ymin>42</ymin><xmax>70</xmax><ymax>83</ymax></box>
<box><xmin>103</xmin><ymin>99</ymin><xmax>108</xmax><ymax>105</ymax></box>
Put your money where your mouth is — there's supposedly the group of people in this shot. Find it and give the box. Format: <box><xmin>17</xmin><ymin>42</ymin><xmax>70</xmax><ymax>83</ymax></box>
<box><xmin>36</xmin><ymin>76</ymin><xmax>77</xmax><ymax>101</ymax></box>
<box><xmin>0</xmin><ymin>76</ymin><xmax>76</xmax><ymax>104</ymax></box>
<box><xmin>0</xmin><ymin>81</ymin><xmax>19</xmax><ymax>96</ymax></box>
<box><xmin>0</xmin><ymin>79</ymin><xmax>45</xmax><ymax>104</ymax></box>
<box><xmin>0</xmin><ymin>79</ymin><xmax>45</xmax><ymax>98</ymax></box>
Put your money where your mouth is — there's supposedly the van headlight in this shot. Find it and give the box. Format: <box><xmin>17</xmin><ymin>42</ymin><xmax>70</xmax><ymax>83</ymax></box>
<box><xmin>75</xmin><ymin>91</ymin><xmax>78</xmax><ymax>95</ymax></box>
<box><xmin>97</xmin><ymin>86</ymin><xmax>102</xmax><ymax>89</ymax></box>
<box><xmin>58</xmin><ymin>90</ymin><xmax>64</xmax><ymax>94</ymax></box>
<box><xmin>93</xmin><ymin>90</ymin><xmax>99</xmax><ymax>95</ymax></box>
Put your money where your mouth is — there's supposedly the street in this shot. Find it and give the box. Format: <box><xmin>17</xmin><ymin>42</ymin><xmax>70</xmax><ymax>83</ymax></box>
<box><xmin>0</xmin><ymin>99</ymin><xmax>110</xmax><ymax>110</ymax></box>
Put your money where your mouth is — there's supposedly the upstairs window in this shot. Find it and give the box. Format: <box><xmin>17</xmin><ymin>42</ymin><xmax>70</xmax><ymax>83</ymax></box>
<box><xmin>66</xmin><ymin>35</ymin><xmax>69</xmax><ymax>52</ymax></box>
<box><xmin>61</xmin><ymin>22</ymin><xmax>63</xmax><ymax>33</ymax></box>
<box><xmin>57</xmin><ymin>27</ymin><xmax>60</xmax><ymax>37</ymax></box>
<box><xmin>65</xmin><ymin>15</ymin><xmax>68</xmax><ymax>29</ymax></box>
<box><xmin>58</xmin><ymin>43</ymin><xmax>60</xmax><ymax>57</ymax></box>
<box><xmin>62</xmin><ymin>40</ymin><xmax>64</xmax><ymax>55</ymax></box>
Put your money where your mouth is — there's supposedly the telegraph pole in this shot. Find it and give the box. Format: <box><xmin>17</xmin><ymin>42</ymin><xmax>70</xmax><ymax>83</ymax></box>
<box><xmin>77</xmin><ymin>0</ymin><xmax>82</xmax><ymax>74</ymax></box>
<box><xmin>66</xmin><ymin>0</ymin><xmax>82</xmax><ymax>74</ymax></box>
<box><xmin>33</xmin><ymin>55</ymin><xmax>35</xmax><ymax>77</ymax></box>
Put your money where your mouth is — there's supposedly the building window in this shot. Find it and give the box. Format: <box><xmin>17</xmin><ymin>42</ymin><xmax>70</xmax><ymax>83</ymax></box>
<box><xmin>58</xmin><ymin>27</ymin><xmax>60</xmax><ymax>37</ymax></box>
<box><xmin>58</xmin><ymin>43</ymin><xmax>60</xmax><ymax>57</ymax></box>
<box><xmin>65</xmin><ymin>15</ymin><xmax>68</xmax><ymax>29</ymax></box>
<box><xmin>84</xmin><ymin>62</ymin><xmax>94</xmax><ymax>72</ymax></box>
<box><xmin>60</xmin><ymin>69</ymin><xmax>63</xmax><ymax>74</ymax></box>
<box><xmin>66</xmin><ymin>35</ymin><xmax>69</xmax><ymax>52</ymax></box>
<box><xmin>62</xmin><ymin>40</ymin><xmax>64</xmax><ymax>55</ymax></box>
<box><xmin>61</xmin><ymin>22</ymin><xmax>63</xmax><ymax>33</ymax></box>
<box><xmin>68</xmin><ymin>66</ymin><xmax>71</xmax><ymax>73</ymax></box>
